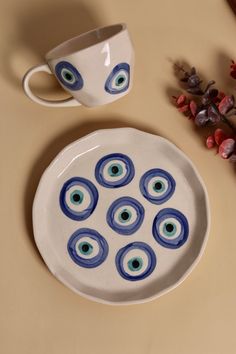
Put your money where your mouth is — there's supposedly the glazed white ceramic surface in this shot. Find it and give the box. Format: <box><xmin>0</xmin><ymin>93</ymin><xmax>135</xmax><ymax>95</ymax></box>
<box><xmin>23</xmin><ymin>24</ymin><xmax>134</xmax><ymax>107</ymax></box>
<box><xmin>33</xmin><ymin>128</ymin><xmax>210</xmax><ymax>305</ymax></box>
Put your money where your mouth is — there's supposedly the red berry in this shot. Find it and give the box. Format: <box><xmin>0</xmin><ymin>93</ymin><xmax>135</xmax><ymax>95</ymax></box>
<box><xmin>206</xmin><ymin>135</ymin><xmax>215</xmax><ymax>149</ymax></box>
<box><xmin>214</xmin><ymin>128</ymin><xmax>227</xmax><ymax>146</ymax></box>
<box><xmin>176</xmin><ymin>94</ymin><xmax>187</xmax><ymax>106</ymax></box>
<box><xmin>189</xmin><ymin>100</ymin><xmax>197</xmax><ymax>117</ymax></box>
<box><xmin>219</xmin><ymin>138</ymin><xmax>235</xmax><ymax>159</ymax></box>
<box><xmin>218</xmin><ymin>95</ymin><xmax>234</xmax><ymax>114</ymax></box>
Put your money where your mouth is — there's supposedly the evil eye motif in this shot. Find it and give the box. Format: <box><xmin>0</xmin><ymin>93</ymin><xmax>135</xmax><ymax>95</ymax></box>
<box><xmin>60</xmin><ymin>177</ymin><xmax>98</xmax><ymax>221</ymax></box>
<box><xmin>152</xmin><ymin>208</ymin><xmax>189</xmax><ymax>249</ymax></box>
<box><xmin>95</xmin><ymin>153</ymin><xmax>134</xmax><ymax>188</ymax></box>
<box><xmin>116</xmin><ymin>242</ymin><xmax>156</xmax><ymax>281</ymax></box>
<box><xmin>55</xmin><ymin>61</ymin><xmax>83</xmax><ymax>90</ymax></box>
<box><xmin>140</xmin><ymin>168</ymin><xmax>176</xmax><ymax>204</ymax></box>
<box><xmin>67</xmin><ymin>228</ymin><xmax>109</xmax><ymax>268</ymax></box>
<box><xmin>105</xmin><ymin>63</ymin><xmax>130</xmax><ymax>94</ymax></box>
<box><xmin>107</xmin><ymin>197</ymin><xmax>144</xmax><ymax>235</ymax></box>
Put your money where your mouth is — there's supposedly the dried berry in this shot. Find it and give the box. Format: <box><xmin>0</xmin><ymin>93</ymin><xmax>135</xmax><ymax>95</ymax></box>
<box><xmin>176</xmin><ymin>94</ymin><xmax>186</xmax><ymax>106</ymax></box>
<box><xmin>180</xmin><ymin>67</ymin><xmax>203</xmax><ymax>95</ymax></box>
<box><xmin>214</xmin><ymin>128</ymin><xmax>228</xmax><ymax>146</ymax></box>
<box><xmin>189</xmin><ymin>100</ymin><xmax>197</xmax><ymax>117</ymax></box>
<box><xmin>195</xmin><ymin>109</ymin><xmax>208</xmax><ymax>126</ymax></box>
<box><xmin>207</xmin><ymin>105</ymin><xmax>220</xmax><ymax>125</ymax></box>
<box><xmin>206</xmin><ymin>135</ymin><xmax>215</xmax><ymax>149</ymax></box>
<box><xmin>173</xmin><ymin>95</ymin><xmax>196</xmax><ymax>119</ymax></box>
<box><xmin>188</xmin><ymin>74</ymin><xmax>201</xmax><ymax>88</ymax></box>
<box><xmin>219</xmin><ymin>138</ymin><xmax>235</xmax><ymax>159</ymax></box>
<box><xmin>218</xmin><ymin>95</ymin><xmax>235</xmax><ymax>114</ymax></box>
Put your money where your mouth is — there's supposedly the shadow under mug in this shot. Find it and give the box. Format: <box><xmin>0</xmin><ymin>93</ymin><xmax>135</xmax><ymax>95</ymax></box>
<box><xmin>22</xmin><ymin>23</ymin><xmax>134</xmax><ymax>108</ymax></box>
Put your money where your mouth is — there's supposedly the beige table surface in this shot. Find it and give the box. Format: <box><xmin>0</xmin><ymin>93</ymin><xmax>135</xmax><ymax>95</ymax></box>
<box><xmin>1</xmin><ymin>0</ymin><xmax>236</xmax><ymax>353</ymax></box>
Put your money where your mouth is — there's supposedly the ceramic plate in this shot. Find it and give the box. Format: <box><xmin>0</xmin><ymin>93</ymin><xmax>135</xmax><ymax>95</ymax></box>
<box><xmin>33</xmin><ymin>128</ymin><xmax>210</xmax><ymax>305</ymax></box>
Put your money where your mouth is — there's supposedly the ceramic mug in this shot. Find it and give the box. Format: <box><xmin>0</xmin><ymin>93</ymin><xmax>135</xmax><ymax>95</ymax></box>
<box><xmin>23</xmin><ymin>23</ymin><xmax>134</xmax><ymax>108</ymax></box>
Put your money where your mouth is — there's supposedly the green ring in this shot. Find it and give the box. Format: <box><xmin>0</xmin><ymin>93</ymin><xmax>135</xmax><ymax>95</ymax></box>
<box><xmin>163</xmin><ymin>222</ymin><xmax>177</xmax><ymax>237</ymax></box>
<box><xmin>118</xmin><ymin>208</ymin><xmax>132</xmax><ymax>223</ymax></box>
<box><xmin>152</xmin><ymin>180</ymin><xmax>165</xmax><ymax>193</ymax></box>
<box><xmin>108</xmin><ymin>163</ymin><xmax>123</xmax><ymax>177</ymax></box>
<box><xmin>61</xmin><ymin>68</ymin><xmax>76</xmax><ymax>83</ymax></box>
<box><xmin>128</xmin><ymin>257</ymin><xmax>143</xmax><ymax>272</ymax></box>
<box><xmin>115</xmin><ymin>74</ymin><xmax>126</xmax><ymax>87</ymax></box>
<box><xmin>78</xmin><ymin>241</ymin><xmax>93</xmax><ymax>255</ymax></box>
<box><xmin>70</xmin><ymin>190</ymin><xmax>84</xmax><ymax>205</ymax></box>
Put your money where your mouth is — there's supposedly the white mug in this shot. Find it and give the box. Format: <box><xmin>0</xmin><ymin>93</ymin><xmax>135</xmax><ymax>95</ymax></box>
<box><xmin>23</xmin><ymin>24</ymin><xmax>134</xmax><ymax>108</ymax></box>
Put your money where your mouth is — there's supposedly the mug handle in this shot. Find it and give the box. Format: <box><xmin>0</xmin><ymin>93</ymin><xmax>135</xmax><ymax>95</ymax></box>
<box><xmin>22</xmin><ymin>64</ymin><xmax>81</xmax><ymax>107</ymax></box>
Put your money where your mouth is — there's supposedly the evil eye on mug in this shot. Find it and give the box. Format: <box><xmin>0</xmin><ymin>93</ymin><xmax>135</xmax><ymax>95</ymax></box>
<box><xmin>107</xmin><ymin>197</ymin><xmax>144</xmax><ymax>235</ymax></box>
<box><xmin>55</xmin><ymin>61</ymin><xmax>84</xmax><ymax>90</ymax></box>
<box><xmin>116</xmin><ymin>242</ymin><xmax>156</xmax><ymax>281</ymax></box>
<box><xmin>152</xmin><ymin>208</ymin><xmax>189</xmax><ymax>249</ymax></box>
<box><xmin>105</xmin><ymin>63</ymin><xmax>130</xmax><ymax>94</ymax></box>
<box><xmin>140</xmin><ymin>168</ymin><xmax>176</xmax><ymax>204</ymax></box>
<box><xmin>95</xmin><ymin>153</ymin><xmax>135</xmax><ymax>188</ymax></box>
<box><xmin>67</xmin><ymin>228</ymin><xmax>109</xmax><ymax>268</ymax></box>
<box><xmin>59</xmin><ymin>177</ymin><xmax>98</xmax><ymax>221</ymax></box>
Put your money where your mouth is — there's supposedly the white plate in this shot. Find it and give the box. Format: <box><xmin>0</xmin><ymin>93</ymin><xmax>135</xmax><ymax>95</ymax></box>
<box><xmin>33</xmin><ymin>128</ymin><xmax>210</xmax><ymax>305</ymax></box>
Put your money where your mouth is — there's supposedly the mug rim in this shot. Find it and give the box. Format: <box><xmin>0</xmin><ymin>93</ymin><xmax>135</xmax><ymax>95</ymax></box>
<box><xmin>46</xmin><ymin>23</ymin><xmax>127</xmax><ymax>61</ymax></box>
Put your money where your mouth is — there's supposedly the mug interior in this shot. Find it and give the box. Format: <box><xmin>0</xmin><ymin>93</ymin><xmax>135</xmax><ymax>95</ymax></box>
<box><xmin>46</xmin><ymin>24</ymin><xmax>125</xmax><ymax>60</ymax></box>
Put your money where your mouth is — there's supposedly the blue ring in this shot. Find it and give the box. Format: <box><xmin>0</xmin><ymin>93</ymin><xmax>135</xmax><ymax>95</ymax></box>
<box><xmin>140</xmin><ymin>168</ymin><xmax>176</xmax><ymax>204</ymax></box>
<box><xmin>152</xmin><ymin>208</ymin><xmax>189</xmax><ymax>249</ymax></box>
<box><xmin>95</xmin><ymin>153</ymin><xmax>135</xmax><ymax>188</ymax></box>
<box><xmin>116</xmin><ymin>242</ymin><xmax>156</xmax><ymax>281</ymax></box>
<box><xmin>67</xmin><ymin>228</ymin><xmax>109</xmax><ymax>268</ymax></box>
<box><xmin>55</xmin><ymin>61</ymin><xmax>84</xmax><ymax>90</ymax></box>
<box><xmin>59</xmin><ymin>177</ymin><xmax>98</xmax><ymax>221</ymax></box>
<box><xmin>105</xmin><ymin>63</ymin><xmax>130</xmax><ymax>94</ymax></box>
<box><xmin>107</xmin><ymin>196</ymin><xmax>145</xmax><ymax>235</ymax></box>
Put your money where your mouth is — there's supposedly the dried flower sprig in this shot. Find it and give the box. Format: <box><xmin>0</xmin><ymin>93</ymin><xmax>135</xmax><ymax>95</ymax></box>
<box><xmin>173</xmin><ymin>63</ymin><xmax>236</xmax><ymax>162</ymax></box>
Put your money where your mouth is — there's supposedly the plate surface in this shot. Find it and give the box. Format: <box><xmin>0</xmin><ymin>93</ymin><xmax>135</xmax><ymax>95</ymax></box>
<box><xmin>33</xmin><ymin>128</ymin><xmax>210</xmax><ymax>305</ymax></box>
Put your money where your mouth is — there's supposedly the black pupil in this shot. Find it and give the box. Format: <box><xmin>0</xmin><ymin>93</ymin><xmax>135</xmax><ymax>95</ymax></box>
<box><xmin>73</xmin><ymin>193</ymin><xmax>80</xmax><ymax>202</ymax></box>
<box><xmin>166</xmin><ymin>223</ymin><xmax>174</xmax><ymax>232</ymax></box>
<box><xmin>117</xmin><ymin>77</ymin><xmax>125</xmax><ymax>85</ymax></box>
<box><xmin>111</xmin><ymin>165</ymin><xmax>119</xmax><ymax>174</ymax></box>
<box><xmin>82</xmin><ymin>244</ymin><xmax>89</xmax><ymax>252</ymax></box>
<box><xmin>121</xmin><ymin>211</ymin><xmax>129</xmax><ymax>220</ymax></box>
<box><xmin>65</xmin><ymin>72</ymin><xmax>73</xmax><ymax>81</ymax></box>
<box><xmin>155</xmin><ymin>182</ymin><xmax>162</xmax><ymax>190</ymax></box>
<box><xmin>132</xmin><ymin>259</ymin><xmax>140</xmax><ymax>269</ymax></box>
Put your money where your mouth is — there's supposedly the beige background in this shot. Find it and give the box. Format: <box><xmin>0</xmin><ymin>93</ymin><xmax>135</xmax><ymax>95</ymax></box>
<box><xmin>1</xmin><ymin>0</ymin><xmax>236</xmax><ymax>353</ymax></box>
